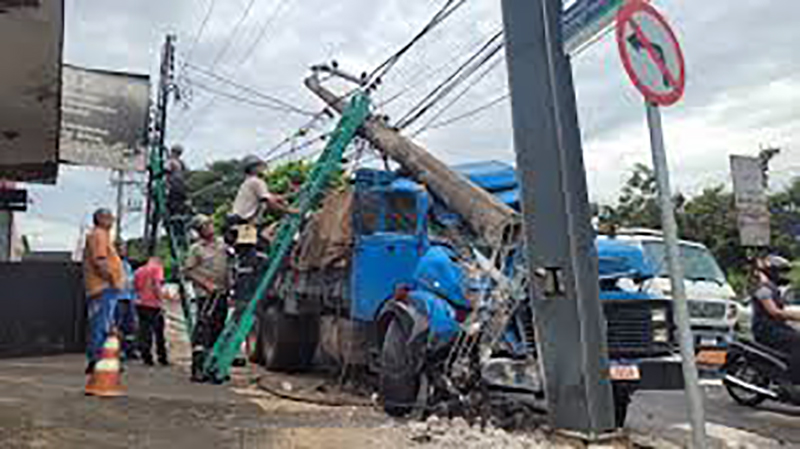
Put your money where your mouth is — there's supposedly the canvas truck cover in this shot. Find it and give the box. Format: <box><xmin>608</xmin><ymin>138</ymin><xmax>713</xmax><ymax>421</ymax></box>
<box><xmin>292</xmin><ymin>187</ymin><xmax>354</xmax><ymax>271</ymax></box>
<box><xmin>0</xmin><ymin>0</ymin><xmax>64</xmax><ymax>183</ymax></box>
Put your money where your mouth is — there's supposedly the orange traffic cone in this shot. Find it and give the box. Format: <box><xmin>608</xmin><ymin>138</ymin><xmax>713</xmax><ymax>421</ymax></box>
<box><xmin>85</xmin><ymin>330</ymin><xmax>126</xmax><ymax>397</ymax></box>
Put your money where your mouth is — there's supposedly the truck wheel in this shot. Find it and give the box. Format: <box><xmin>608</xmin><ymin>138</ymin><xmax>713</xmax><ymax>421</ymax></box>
<box><xmin>260</xmin><ymin>305</ymin><xmax>319</xmax><ymax>371</ymax></box>
<box><xmin>381</xmin><ymin>319</ymin><xmax>421</xmax><ymax>417</ymax></box>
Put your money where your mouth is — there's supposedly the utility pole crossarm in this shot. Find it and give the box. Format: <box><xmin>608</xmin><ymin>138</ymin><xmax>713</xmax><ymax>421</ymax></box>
<box><xmin>304</xmin><ymin>74</ymin><xmax>521</xmax><ymax>249</ymax></box>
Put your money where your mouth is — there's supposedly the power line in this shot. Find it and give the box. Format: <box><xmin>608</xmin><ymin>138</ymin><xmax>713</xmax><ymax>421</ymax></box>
<box><xmin>394</xmin><ymin>31</ymin><xmax>504</xmax><ymax>130</ymax></box>
<box><xmin>183</xmin><ymin>0</ymin><xmax>219</xmax><ymax>66</ymax></box>
<box><xmin>410</xmin><ymin>54</ymin><xmax>504</xmax><ymax>137</ymax></box>
<box><xmin>376</xmin><ymin>29</ymin><xmax>502</xmax><ymax>110</ymax></box>
<box><xmin>188</xmin><ymin>80</ymin><xmax>310</xmax><ymax>114</ymax></box>
<box><xmin>185</xmin><ymin>63</ymin><xmax>317</xmax><ymax>116</ymax></box>
<box><xmin>235</xmin><ymin>0</ymin><xmax>293</xmax><ymax>67</ymax></box>
<box><xmin>366</xmin><ymin>0</ymin><xmax>467</xmax><ymax>88</ymax></box>
<box><xmin>209</xmin><ymin>0</ymin><xmax>259</xmax><ymax>69</ymax></box>
<box><xmin>414</xmin><ymin>93</ymin><xmax>509</xmax><ymax>135</ymax></box>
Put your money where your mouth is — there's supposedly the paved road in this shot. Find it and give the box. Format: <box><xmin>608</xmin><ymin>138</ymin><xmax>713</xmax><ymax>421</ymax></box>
<box><xmin>628</xmin><ymin>383</ymin><xmax>800</xmax><ymax>447</ymax></box>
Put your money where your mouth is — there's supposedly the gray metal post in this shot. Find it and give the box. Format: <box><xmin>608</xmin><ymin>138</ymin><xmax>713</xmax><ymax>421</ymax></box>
<box><xmin>646</xmin><ymin>102</ymin><xmax>707</xmax><ymax>448</ymax></box>
<box><xmin>501</xmin><ymin>0</ymin><xmax>615</xmax><ymax>433</ymax></box>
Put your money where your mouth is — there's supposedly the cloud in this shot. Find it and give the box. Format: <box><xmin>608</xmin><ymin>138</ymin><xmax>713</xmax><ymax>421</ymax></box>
<box><xmin>17</xmin><ymin>0</ymin><xmax>800</xmax><ymax>250</ymax></box>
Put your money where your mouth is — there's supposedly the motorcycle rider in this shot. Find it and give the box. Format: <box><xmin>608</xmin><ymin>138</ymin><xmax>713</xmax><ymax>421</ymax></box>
<box><xmin>751</xmin><ymin>254</ymin><xmax>800</xmax><ymax>387</ymax></box>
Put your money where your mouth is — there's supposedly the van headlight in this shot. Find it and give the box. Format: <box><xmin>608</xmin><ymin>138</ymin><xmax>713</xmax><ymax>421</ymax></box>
<box><xmin>653</xmin><ymin>327</ymin><xmax>670</xmax><ymax>343</ymax></box>
<box><xmin>651</xmin><ymin>307</ymin><xmax>668</xmax><ymax>323</ymax></box>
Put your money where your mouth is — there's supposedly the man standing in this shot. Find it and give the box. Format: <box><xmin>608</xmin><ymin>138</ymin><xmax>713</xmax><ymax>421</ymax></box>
<box><xmin>184</xmin><ymin>214</ymin><xmax>230</xmax><ymax>382</ymax></box>
<box><xmin>115</xmin><ymin>242</ymin><xmax>138</xmax><ymax>361</ymax></box>
<box><xmin>229</xmin><ymin>156</ymin><xmax>298</xmax><ymax>365</ymax></box>
<box><xmin>134</xmin><ymin>256</ymin><xmax>169</xmax><ymax>366</ymax></box>
<box><xmin>83</xmin><ymin>208</ymin><xmax>124</xmax><ymax>374</ymax></box>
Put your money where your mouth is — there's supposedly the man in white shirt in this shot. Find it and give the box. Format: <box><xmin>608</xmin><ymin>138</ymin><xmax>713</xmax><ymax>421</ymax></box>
<box><xmin>229</xmin><ymin>155</ymin><xmax>297</xmax><ymax>366</ymax></box>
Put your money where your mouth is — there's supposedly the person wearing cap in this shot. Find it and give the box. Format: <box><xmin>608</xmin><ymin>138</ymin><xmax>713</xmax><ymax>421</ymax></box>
<box><xmin>752</xmin><ymin>254</ymin><xmax>800</xmax><ymax>386</ymax></box>
<box><xmin>184</xmin><ymin>214</ymin><xmax>230</xmax><ymax>382</ymax></box>
<box><xmin>166</xmin><ymin>145</ymin><xmax>191</xmax><ymax>249</ymax></box>
<box><xmin>229</xmin><ymin>155</ymin><xmax>297</xmax><ymax>365</ymax></box>
<box><xmin>83</xmin><ymin>208</ymin><xmax>125</xmax><ymax>374</ymax></box>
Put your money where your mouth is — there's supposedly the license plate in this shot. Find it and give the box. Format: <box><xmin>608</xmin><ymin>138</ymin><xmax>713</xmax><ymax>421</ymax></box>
<box><xmin>610</xmin><ymin>364</ymin><xmax>641</xmax><ymax>381</ymax></box>
<box><xmin>700</xmin><ymin>337</ymin><xmax>718</xmax><ymax>347</ymax></box>
<box><xmin>696</xmin><ymin>350</ymin><xmax>727</xmax><ymax>366</ymax></box>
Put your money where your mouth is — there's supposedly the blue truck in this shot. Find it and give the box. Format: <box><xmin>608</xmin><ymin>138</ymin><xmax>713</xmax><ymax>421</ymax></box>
<box><xmin>255</xmin><ymin>165</ymin><xmax>682</xmax><ymax>427</ymax></box>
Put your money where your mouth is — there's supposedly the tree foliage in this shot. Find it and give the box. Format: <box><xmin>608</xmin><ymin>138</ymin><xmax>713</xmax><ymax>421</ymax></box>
<box><xmin>599</xmin><ymin>164</ymin><xmax>800</xmax><ymax>290</ymax></box>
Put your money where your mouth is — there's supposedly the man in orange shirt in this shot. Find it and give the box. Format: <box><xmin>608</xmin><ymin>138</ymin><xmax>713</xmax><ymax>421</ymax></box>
<box><xmin>83</xmin><ymin>208</ymin><xmax>124</xmax><ymax>374</ymax></box>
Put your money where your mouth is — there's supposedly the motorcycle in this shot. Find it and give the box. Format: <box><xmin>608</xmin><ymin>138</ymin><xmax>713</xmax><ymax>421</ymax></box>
<box><xmin>723</xmin><ymin>337</ymin><xmax>798</xmax><ymax>406</ymax></box>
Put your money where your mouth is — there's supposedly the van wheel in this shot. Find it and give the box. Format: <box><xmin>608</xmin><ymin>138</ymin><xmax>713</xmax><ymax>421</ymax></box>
<box><xmin>381</xmin><ymin>319</ymin><xmax>421</xmax><ymax>417</ymax></box>
<box><xmin>260</xmin><ymin>305</ymin><xmax>319</xmax><ymax>371</ymax></box>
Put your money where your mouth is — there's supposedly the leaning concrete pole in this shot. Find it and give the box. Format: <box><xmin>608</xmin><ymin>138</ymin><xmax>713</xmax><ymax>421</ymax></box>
<box><xmin>305</xmin><ymin>74</ymin><xmax>520</xmax><ymax>249</ymax></box>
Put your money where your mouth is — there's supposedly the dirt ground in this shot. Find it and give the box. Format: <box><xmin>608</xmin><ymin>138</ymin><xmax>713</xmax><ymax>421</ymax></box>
<box><xmin>0</xmin><ymin>305</ymin><xmax>690</xmax><ymax>449</ymax></box>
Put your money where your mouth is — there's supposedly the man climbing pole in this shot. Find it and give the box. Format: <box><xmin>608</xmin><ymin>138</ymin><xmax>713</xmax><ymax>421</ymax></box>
<box><xmin>165</xmin><ymin>144</ymin><xmax>191</xmax><ymax>251</ymax></box>
<box><xmin>227</xmin><ymin>155</ymin><xmax>297</xmax><ymax>366</ymax></box>
<box><xmin>185</xmin><ymin>214</ymin><xmax>230</xmax><ymax>382</ymax></box>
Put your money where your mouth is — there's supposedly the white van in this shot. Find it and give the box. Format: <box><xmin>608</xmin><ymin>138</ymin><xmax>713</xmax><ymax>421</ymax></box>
<box><xmin>597</xmin><ymin>228</ymin><xmax>738</xmax><ymax>368</ymax></box>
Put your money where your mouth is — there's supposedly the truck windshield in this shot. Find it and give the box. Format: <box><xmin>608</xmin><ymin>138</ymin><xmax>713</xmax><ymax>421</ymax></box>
<box><xmin>385</xmin><ymin>192</ymin><xmax>418</xmax><ymax>234</ymax></box>
<box><xmin>642</xmin><ymin>242</ymin><xmax>726</xmax><ymax>285</ymax></box>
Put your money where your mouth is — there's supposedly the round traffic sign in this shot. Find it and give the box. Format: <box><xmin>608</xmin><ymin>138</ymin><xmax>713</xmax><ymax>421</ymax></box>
<box><xmin>616</xmin><ymin>1</ymin><xmax>685</xmax><ymax>106</ymax></box>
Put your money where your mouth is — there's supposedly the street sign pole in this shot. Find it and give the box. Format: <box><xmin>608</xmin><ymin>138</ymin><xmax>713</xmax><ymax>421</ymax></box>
<box><xmin>502</xmin><ymin>0</ymin><xmax>615</xmax><ymax>433</ymax></box>
<box><xmin>616</xmin><ymin>2</ymin><xmax>706</xmax><ymax>446</ymax></box>
<box><xmin>646</xmin><ymin>102</ymin><xmax>707</xmax><ymax>449</ymax></box>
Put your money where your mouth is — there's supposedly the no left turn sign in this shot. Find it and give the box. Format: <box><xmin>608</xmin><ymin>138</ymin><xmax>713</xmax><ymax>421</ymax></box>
<box><xmin>616</xmin><ymin>1</ymin><xmax>685</xmax><ymax>106</ymax></box>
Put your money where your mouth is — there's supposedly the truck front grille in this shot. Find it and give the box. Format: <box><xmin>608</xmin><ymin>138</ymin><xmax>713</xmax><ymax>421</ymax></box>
<box><xmin>603</xmin><ymin>300</ymin><xmax>674</xmax><ymax>357</ymax></box>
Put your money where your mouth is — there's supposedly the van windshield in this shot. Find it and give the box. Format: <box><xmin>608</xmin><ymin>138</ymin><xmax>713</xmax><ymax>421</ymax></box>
<box><xmin>641</xmin><ymin>242</ymin><xmax>726</xmax><ymax>285</ymax></box>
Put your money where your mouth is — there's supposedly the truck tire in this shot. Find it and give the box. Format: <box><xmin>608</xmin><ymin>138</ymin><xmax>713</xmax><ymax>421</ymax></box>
<box><xmin>381</xmin><ymin>319</ymin><xmax>421</xmax><ymax>417</ymax></box>
<box><xmin>260</xmin><ymin>305</ymin><xmax>319</xmax><ymax>371</ymax></box>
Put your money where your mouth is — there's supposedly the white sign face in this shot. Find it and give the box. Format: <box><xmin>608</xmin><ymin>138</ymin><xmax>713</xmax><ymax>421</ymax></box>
<box><xmin>616</xmin><ymin>1</ymin><xmax>685</xmax><ymax>106</ymax></box>
<box><xmin>730</xmin><ymin>155</ymin><xmax>770</xmax><ymax>247</ymax></box>
<box><xmin>60</xmin><ymin>65</ymin><xmax>150</xmax><ymax>172</ymax></box>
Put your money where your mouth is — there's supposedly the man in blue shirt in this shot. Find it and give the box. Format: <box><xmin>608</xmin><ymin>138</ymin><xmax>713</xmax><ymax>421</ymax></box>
<box><xmin>115</xmin><ymin>242</ymin><xmax>139</xmax><ymax>361</ymax></box>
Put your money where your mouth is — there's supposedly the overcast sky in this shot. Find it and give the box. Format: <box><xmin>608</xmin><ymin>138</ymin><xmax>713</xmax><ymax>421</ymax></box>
<box><xmin>18</xmin><ymin>0</ymin><xmax>799</xmax><ymax>250</ymax></box>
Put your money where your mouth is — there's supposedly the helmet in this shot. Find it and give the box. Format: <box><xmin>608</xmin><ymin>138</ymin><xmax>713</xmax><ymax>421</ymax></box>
<box><xmin>759</xmin><ymin>254</ymin><xmax>792</xmax><ymax>286</ymax></box>
<box><xmin>171</xmin><ymin>144</ymin><xmax>184</xmax><ymax>156</ymax></box>
<box><xmin>191</xmin><ymin>214</ymin><xmax>213</xmax><ymax>231</ymax></box>
<box><xmin>242</xmin><ymin>155</ymin><xmax>264</xmax><ymax>172</ymax></box>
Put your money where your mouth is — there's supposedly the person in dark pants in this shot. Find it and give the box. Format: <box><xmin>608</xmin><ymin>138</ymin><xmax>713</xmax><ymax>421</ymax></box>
<box><xmin>115</xmin><ymin>242</ymin><xmax>139</xmax><ymax>361</ymax></box>
<box><xmin>134</xmin><ymin>256</ymin><xmax>169</xmax><ymax>366</ymax></box>
<box><xmin>229</xmin><ymin>155</ymin><xmax>297</xmax><ymax>365</ymax></box>
<box><xmin>184</xmin><ymin>214</ymin><xmax>230</xmax><ymax>382</ymax></box>
<box><xmin>752</xmin><ymin>254</ymin><xmax>800</xmax><ymax>390</ymax></box>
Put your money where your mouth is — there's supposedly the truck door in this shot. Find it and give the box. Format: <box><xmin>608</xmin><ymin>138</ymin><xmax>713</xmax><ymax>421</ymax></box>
<box><xmin>352</xmin><ymin>187</ymin><xmax>427</xmax><ymax>321</ymax></box>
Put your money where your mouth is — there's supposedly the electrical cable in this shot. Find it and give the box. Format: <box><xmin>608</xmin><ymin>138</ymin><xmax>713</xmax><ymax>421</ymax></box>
<box><xmin>394</xmin><ymin>32</ymin><xmax>504</xmax><ymax>130</ymax></box>
<box><xmin>209</xmin><ymin>0</ymin><xmax>259</xmax><ymax>69</ymax></box>
<box><xmin>185</xmin><ymin>63</ymin><xmax>317</xmax><ymax>116</ymax></box>
<box><xmin>366</xmin><ymin>0</ymin><xmax>467</xmax><ymax>88</ymax></box>
<box><xmin>235</xmin><ymin>0</ymin><xmax>293</xmax><ymax>67</ymax></box>
<box><xmin>410</xmin><ymin>55</ymin><xmax>504</xmax><ymax>137</ymax></box>
<box><xmin>413</xmin><ymin>93</ymin><xmax>509</xmax><ymax>135</ymax></box>
<box><xmin>188</xmin><ymin>80</ymin><xmax>310</xmax><ymax>114</ymax></box>
<box><xmin>183</xmin><ymin>0</ymin><xmax>218</xmax><ymax>67</ymax></box>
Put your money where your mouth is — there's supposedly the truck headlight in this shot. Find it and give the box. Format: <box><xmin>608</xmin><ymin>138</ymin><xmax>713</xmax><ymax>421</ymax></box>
<box><xmin>651</xmin><ymin>307</ymin><xmax>668</xmax><ymax>323</ymax></box>
<box><xmin>727</xmin><ymin>302</ymin><xmax>738</xmax><ymax>321</ymax></box>
<box><xmin>653</xmin><ymin>327</ymin><xmax>669</xmax><ymax>343</ymax></box>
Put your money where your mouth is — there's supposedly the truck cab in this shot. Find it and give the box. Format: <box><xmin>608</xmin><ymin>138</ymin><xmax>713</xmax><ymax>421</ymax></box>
<box><xmin>597</xmin><ymin>229</ymin><xmax>738</xmax><ymax>372</ymax></box>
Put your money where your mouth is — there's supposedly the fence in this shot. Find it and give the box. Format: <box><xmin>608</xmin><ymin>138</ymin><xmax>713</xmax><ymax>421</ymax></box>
<box><xmin>0</xmin><ymin>262</ymin><xmax>85</xmax><ymax>358</ymax></box>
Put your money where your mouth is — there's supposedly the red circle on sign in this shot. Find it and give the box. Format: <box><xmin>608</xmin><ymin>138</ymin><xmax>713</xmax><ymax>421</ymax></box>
<box><xmin>616</xmin><ymin>0</ymin><xmax>686</xmax><ymax>106</ymax></box>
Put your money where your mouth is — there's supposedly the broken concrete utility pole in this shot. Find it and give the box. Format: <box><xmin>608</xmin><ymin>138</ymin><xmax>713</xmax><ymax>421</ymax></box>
<box><xmin>305</xmin><ymin>73</ymin><xmax>520</xmax><ymax>249</ymax></box>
